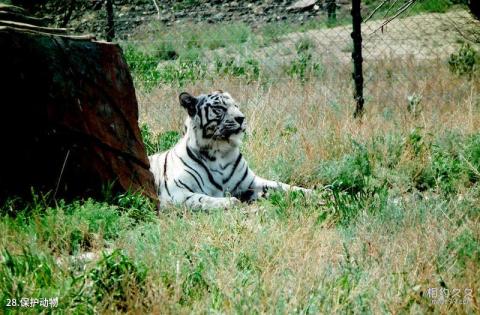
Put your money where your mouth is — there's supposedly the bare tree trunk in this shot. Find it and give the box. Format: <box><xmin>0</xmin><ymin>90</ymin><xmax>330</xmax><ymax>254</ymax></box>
<box><xmin>152</xmin><ymin>0</ymin><xmax>160</xmax><ymax>20</ymax></box>
<box><xmin>61</xmin><ymin>0</ymin><xmax>75</xmax><ymax>28</ymax></box>
<box><xmin>351</xmin><ymin>0</ymin><xmax>364</xmax><ymax>118</ymax></box>
<box><xmin>106</xmin><ymin>0</ymin><xmax>115</xmax><ymax>41</ymax></box>
<box><xmin>326</xmin><ymin>0</ymin><xmax>337</xmax><ymax>22</ymax></box>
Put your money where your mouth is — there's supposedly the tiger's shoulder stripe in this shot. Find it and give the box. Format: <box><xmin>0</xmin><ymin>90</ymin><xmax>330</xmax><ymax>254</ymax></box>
<box><xmin>223</xmin><ymin>153</ymin><xmax>243</xmax><ymax>184</ymax></box>
<box><xmin>176</xmin><ymin>152</ymin><xmax>205</xmax><ymax>186</ymax></box>
<box><xmin>163</xmin><ymin>151</ymin><xmax>172</xmax><ymax>197</ymax></box>
<box><xmin>175</xmin><ymin>179</ymin><xmax>195</xmax><ymax>193</ymax></box>
<box><xmin>185</xmin><ymin>169</ymin><xmax>207</xmax><ymax>194</ymax></box>
<box><xmin>186</xmin><ymin>145</ymin><xmax>223</xmax><ymax>191</ymax></box>
<box><xmin>231</xmin><ymin>166</ymin><xmax>249</xmax><ymax>194</ymax></box>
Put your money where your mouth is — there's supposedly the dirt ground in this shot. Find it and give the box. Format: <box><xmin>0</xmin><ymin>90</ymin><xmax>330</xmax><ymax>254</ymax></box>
<box><xmin>222</xmin><ymin>9</ymin><xmax>480</xmax><ymax>68</ymax></box>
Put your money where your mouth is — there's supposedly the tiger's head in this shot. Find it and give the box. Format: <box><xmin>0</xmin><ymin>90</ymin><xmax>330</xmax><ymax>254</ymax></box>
<box><xmin>179</xmin><ymin>91</ymin><xmax>246</xmax><ymax>151</ymax></box>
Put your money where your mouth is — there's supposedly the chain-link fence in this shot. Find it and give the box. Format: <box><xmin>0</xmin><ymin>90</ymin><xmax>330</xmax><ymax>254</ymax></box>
<box><xmin>91</xmin><ymin>1</ymin><xmax>479</xmax><ymax>116</ymax></box>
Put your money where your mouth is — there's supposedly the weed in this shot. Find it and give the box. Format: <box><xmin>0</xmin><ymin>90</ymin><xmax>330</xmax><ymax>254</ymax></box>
<box><xmin>214</xmin><ymin>57</ymin><xmax>261</xmax><ymax>82</ymax></box>
<box><xmin>157</xmin><ymin>60</ymin><xmax>207</xmax><ymax>86</ymax></box>
<box><xmin>87</xmin><ymin>250</ymin><xmax>148</xmax><ymax>311</ymax></box>
<box><xmin>0</xmin><ymin>247</ymin><xmax>61</xmax><ymax>303</ymax></box>
<box><xmin>285</xmin><ymin>38</ymin><xmax>324</xmax><ymax>82</ymax></box>
<box><xmin>116</xmin><ymin>192</ymin><xmax>158</xmax><ymax>225</ymax></box>
<box><xmin>318</xmin><ymin>142</ymin><xmax>373</xmax><ymax>195</ymax></box>
<box><xmin>448</xmin><ymin>43</ymin><xmax>479</xmax><ymax>77</ymax></box>
<box><xmin>152</xmin><ymin>40</ymin><xmax>178</xmax><ymax>61</ymax></box>
<box><xmin>123</xmin><ymin>45</ymin><xmax>160</xmax><ymax>91</ymax></box>
<box><xmin>446</xmin><ymin>230</ymin><xmax>480</xmax><ymax>269</ymax></box>
<box><xmin>463</xmin><ymin>133</ymin><xmax>480</xmax><ymax>182</ymax></box>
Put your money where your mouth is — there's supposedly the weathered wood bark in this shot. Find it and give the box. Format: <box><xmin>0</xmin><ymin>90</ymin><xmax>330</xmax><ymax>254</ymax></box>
<box><xmin>0</xmin><ymin>26</ymin><xmax>158</xmax><ymax>203</ymax></box>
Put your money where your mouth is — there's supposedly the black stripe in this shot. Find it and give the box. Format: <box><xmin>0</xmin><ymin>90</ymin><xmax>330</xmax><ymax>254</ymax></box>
<box><xmin>247</xmin><ymin>177</ymin><xmax>255</xmax><ymax>189</ymax></box>
<box><xmin>175</xmin><ymin>179</ymin><xmax>194</xmax><ymax>193</ymax></box>
<box><xmin>232</xmin><ymin>167</ymin><xmax>249</xmax><ymax>193</ymax></box>
<box><xmin>177</xmin><ymin>154</ymin><xmax>205</xmax><ymax>186</ymax></box>
<box><xmin>174</xmin><ymin>179</ymin><xmax>183</xmax><ymax>190</ymax></box>
<box><xmin>199</xmin><ymin>106</ymin><xmax>204</xmax><ymax>127</ymax></box>
<box><xmin>220</xmin><ymin>162</ymin><xmax>232</xmax><ymax>170</ymax></box>
<box><xmin>163</xmin><ymin>151</ymin><xmax>171</xmax><ymax>197</ymax></box>
<box><xmin>163</xmin><ymin>151</ymin><xmax>169</xmax><ymax>179</ymax></box>
<box><xmin>185</xmin><ymin>170</ymin><xmax>206</xmax><ymax>194</ymax></box>
<box><xmin>238</xmin><ymin>177</ymin><xmax>256</xmax><ymax>202</ymax></box>
<box><xmin>185</xmin><ymin>194</ymin><xmax>194</xmax><ymax>201</ymax></box>
<box><xmin>186</xmin><ymin>146</ymin><xmax>223</xmax><ymax>191</ymax></box>
<box><xmin>178</xmin><ymin>179</ymin><xmax>195</xmax><ymax>193</ymax></box>
<box><xmin>262</xmin><ymin>184</ymin><xmax>268</xmax><ymax>194</ymax></box>
<box><xmin>223</xmin><ymin>154</ymin><xmax>242</xmax><ymax>184</ymax></box>
<box><xmin>164</xmin><ymin>180</ymin><xmax>171</xmax><ymax>197</ymax></box>
<box><xmin>211</xmin><ymin>169</ymin><xmax>223</xmax><ymax>176</ymax></box>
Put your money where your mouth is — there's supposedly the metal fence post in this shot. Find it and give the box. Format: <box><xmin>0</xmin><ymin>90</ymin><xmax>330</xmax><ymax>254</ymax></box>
<box><xmin>106</xmin><ymin>0</ymin><xmax>115</xmax><ymax>42</ymax></box>
<box><xmin>351</xmin><ymin>0</ymin><xmax>364</xmax><ymax>118</ymax></box>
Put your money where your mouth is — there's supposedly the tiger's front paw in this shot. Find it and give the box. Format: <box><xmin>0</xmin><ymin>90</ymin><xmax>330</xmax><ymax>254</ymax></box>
<box><xmin>293</xmin><ymin>186</ymin><xmax>313</xmax><ymax>195</ymax></box>
<box><xmin>210</xmin><ymin>197</ymin><xmax>240</xmax><ymax>209</ymax></box>
<box><xmin>228</xmin><ymin>197</ymin><xmax>241</xmax><ymax>207</ymax></box>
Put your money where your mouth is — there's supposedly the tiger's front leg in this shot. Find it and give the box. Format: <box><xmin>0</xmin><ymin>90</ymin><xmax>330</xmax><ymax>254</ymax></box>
<box><xmin>247</xmin><ymin>176</ymin><xmax>312</xmax><ymax>200</ymax></box>
<box><xmin>180</xmin><ymin>192</ymin><xmax>240</xmax><ymax>210</ymax></box>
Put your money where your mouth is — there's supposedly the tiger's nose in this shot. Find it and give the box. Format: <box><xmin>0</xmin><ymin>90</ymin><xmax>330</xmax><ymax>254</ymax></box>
<box><xmin>235</xmin><ymin>116</ymin><xmax>245</xmax><ymax>125</ymax></box>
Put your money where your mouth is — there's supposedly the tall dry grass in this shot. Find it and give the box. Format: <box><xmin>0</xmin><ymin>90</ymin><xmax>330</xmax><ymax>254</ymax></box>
<box><xmin>138</xmin><ymin>57</ymin><xmax>479</xmax><ymax>184</ymax></box>
<box><xmin>113</xmin><ymin>58</ymin><xmax>480</xmax><ymax>313</ymax></box>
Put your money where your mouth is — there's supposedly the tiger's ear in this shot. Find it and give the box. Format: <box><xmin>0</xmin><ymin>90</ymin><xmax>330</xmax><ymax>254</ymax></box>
<box><xmin>179</xmin><ymin>92</ymin><xmax>197</xmax><ymax>117</ymax></box>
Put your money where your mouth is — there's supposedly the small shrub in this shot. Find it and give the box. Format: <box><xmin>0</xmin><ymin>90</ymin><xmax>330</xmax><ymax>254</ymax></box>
<box><xmin>317</xmin><ymin>143</ymin><xmax>389</xmax><ymax>225</ymax></box>
<box><xmin>415</xmin><ymin>133</ymin><xmax>470</xmax><ymax>194</ymax></box>
<box><xmin>295</xmin><ymin>37</ymin><xmax>316</xmax><ymax>54</ymax></box>
<box><xmin>285</xmin><ymin>37</ymin><xmax>324</xmax><ymax>82</ymax></box>
<box><xmin>406</xmin><ymin>127</ymin><xmax>428</xmax><ymax>157</ymax></box>
<box><xmin>448</xmin><ymin>43</ymin><xmax>479</xmax><ymax>77</ymax></box>
<box><xmin>286</xmin><ymin>50</ymin><xmax>323</xmax><ymax>82</ymax></box>
<box><xmin>463</xmin><ymin>133</ymin><xmax>480</xmax><ymax>183</ymax></box>
<box><xmin>318</xmin><ymin>143</ymin><xmax>373</xmax><ymax>195</ymax></box>
<box><xmin>214</xmin><ymin>57</ymin><xmax>261</xmax><ymax>82</ymax></box>
<box><xmin>116</xmin><ymin>192</ymin><xmax>157</xmax><ymax>225</ymax></box>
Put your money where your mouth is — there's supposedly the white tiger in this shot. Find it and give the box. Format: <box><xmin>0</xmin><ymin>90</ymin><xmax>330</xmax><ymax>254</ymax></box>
<box><xmin>149</xmin><ymin>91</ymin><xmax>311</xmax><ymax>210</ymax></box>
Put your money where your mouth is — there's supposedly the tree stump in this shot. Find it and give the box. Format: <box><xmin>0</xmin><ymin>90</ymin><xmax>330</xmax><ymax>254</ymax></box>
<box><xmin>0</xmin><ymin>21</ymin><xmax>158</xmax><ymax>204</ymax></box>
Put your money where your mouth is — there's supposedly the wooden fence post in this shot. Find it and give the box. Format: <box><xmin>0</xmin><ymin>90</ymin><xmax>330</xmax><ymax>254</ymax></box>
<box><xmin>351</xmin><ymin>0</ymin><xmax>364</xmax><ymax>118</ymax></box>
<box><xmin>106</xmin><ymin>0</ymin><xmax>115</xmax><ymax>41</ymax></box>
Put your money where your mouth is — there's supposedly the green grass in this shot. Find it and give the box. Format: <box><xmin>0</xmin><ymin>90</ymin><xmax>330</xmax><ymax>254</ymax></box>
<box><xmin>1</xmin><ymin>128</ymin><xmax>479</xmax><ymax>313</ymax></box>
<box><xmin>364</xmin><ymin>0</ymin><xmax>463</xmax><ymax>17</ymax></box>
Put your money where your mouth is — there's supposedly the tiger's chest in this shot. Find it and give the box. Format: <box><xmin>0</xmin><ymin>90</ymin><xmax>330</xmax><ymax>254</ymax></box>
<box><xmin>200</xmin><ymin>154</ymin><xmax>247</xmax><ymax>194</ymax></box>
